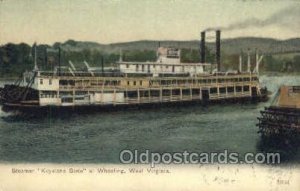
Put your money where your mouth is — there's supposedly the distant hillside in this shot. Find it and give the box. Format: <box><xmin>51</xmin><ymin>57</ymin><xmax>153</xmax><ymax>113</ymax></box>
<box><xmin>58</xmin><ymin>37</ymin><xmax>300</xmax><ymax>55</ymax></box>
<box><xmin>2</xmin><ymin>37</ymin><xmax>300</xmax><ymax>77</ymax></box>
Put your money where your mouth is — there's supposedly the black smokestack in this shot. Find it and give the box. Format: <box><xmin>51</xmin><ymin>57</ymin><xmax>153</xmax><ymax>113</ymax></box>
<box><xmin>44</xmin><ymin>47</ymin><xmax>48</xmax><ymax>66</ymax></box>
<box><xmin>200</xmin><ymin>31</ymin><xmax>205</xmax><ymax>63</ymax></box>
<box><xmin>216</xmin><ymin>30</ymin><xmax>221</xmax><ymax>71</ymax></box>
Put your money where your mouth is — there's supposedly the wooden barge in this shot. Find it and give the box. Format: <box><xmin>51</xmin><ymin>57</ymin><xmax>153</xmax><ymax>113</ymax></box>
<box><xmin>258</xmin><ymin>86</ymin><xmax>300</xmax><ymax>138</ymax></box>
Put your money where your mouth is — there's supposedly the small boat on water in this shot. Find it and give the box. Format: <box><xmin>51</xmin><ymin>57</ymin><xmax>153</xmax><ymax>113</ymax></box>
<box><xmin>0</xmin><ymin>30</ymin><xmax>268</xmax><ymax>112</ymax></box>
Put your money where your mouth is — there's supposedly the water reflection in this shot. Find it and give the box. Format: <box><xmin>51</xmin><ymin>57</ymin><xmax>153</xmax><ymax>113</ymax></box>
<box><xmin>257</xmin><ymin>135</ymin><xmax>300</xmax><ymax>163</ymax></box>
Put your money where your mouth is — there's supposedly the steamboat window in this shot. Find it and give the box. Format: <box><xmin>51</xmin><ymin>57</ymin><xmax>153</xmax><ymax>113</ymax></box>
<box><xmin>136</xmin><ymin>65</ymin><xmax>138</xmax><ymax>71</ymax></box>
<box><xmin>227</xmin><ymin>87</ymin><xmax>234</xmax><ymax>93</ymax></box>
<box><xmin>133</xmin><ymin>81</ymin><xmax>136</xmax><ymax>86</ymax></box>
<box><xmin>292</xmin><ymin>86</ymin><xmax>300</xmax><ymax>93</ymax></box>
<box><xmin>171</xmin><ymin>89</ymin><xmax>179</xmax><ymax>96</ymax></box>
<box><xmin>140</xmin><ymin>81</ymin><xmax>143</xmax><ymax>86</ymax></box>
<box><xmin>150</xmin><ymin>90</ymin><xmax>160</xmax><ymax>97</ymax></box>
<box><xmin>219</xmin><ymin>87</ymin><xmax>226</xmax><ymax>94</ymax></box>
<box><xmin>49</xmin><ymin>79</ymin><xmax>52</xmax><ymax>85</ymax></box>
<box><xmin>210</xmin><ymin>88</ymin><xmax>217</xmax><ymax>94</ymax></box>
<box><xmin>162</xmin><ymin>89</ymin><xmax>171</xmax><ymax>96</ymax></box>
<box><xmin>236</xmin><ymin>86</ymin><xmax>242</xmax><ymax>92</ymax></box>
<box><xmin>142</xmin><ymin>65</ymin><xmax>145</xmax><ymax>72</ymax></box>
<box><xmin>127</xmin><ymin>91</ymin><xmax>138</xmax><ymax>98</ymax></box>
<box><xmin>127</xmin><ymin>81</ymin><xmax>130</xmax><ymax>86</ymax></box>
<box><xmin>243</xmin><ymin>86</ymin><xmax>250</xmax><ymax>92</ymax></box>
<box><xmin>40</xmin><ymin>79</ymin><xmax>43</xmax><ymax>85</ymax></box>
<box><xmin>59</xmin><ymin>80</ymin><xmax>74</xmax><ymax>86</ymax></box>
<box><xmin>62</xmin><ymin>97</ymin><xmax>73</xmax><ymax>103</ymax></box>
<box><xmin>182</xmin><ymin>89</ymin><xmax>190</xmax><ymax>96</ymax></box>
<box><xmin>252</xmin><ymin>77</ymin><xmax>258</xmax><ymax>81</ymax></box>
<box><xmin>140</xmin><ymin>90</ymin><xmax>149</xmax><ymax>97</ymax></box>
<box><xmin>192</xmin><ymin>89</ymin><xmax>200</xmax><ymax>95</ymax></box>
<box><xmin>126</xmin><ymin>64</ymin><xmax>129</xmax><ymax>68</ymax></box>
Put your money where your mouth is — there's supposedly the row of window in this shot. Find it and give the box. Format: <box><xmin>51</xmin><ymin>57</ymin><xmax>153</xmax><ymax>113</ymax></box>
<box><xmin>126</xmin><ymin>64</ymin><xmax>200</xmax><ymax>73</ymax></box>
<box><xmin>124</xmin><ymin>86</ymin><xmax>251</xmax><ymax>98</ymax></box>
<box><xmin>40</xmin><ymin>91</ymin><xmax>57</xmax><ymax>98</ymax></box>
<box><xmin>150</xmin><ymin>78</ymin><xmax>255</xmax><ymax>86</ymax></box>
<box><xmin>40</xmin><ymin>85</ymin><xmax>251</xmax><ymax>100</ymax></box>
<box><xmin>210</xmin><ymin>86</ymin><xmax>249</xmax><ymax>94</ymax></box>
<box><xmin>39</xmin><ymin>79</ymin><xmax>52</xmax><ymax>85</ymax></box>
<box><xmin>39</xmin><ymin>76</ymin><xmax>257</xmax><ymax>87</ymax></box>
<box><xmin>127</xmin><ymin>81</ymin><xmax>143</xmax><ymax>86</ymax></box>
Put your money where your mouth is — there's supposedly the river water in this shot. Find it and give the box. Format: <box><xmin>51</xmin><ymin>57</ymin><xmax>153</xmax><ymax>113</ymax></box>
<box><xmin>0</xmin><ymin>76</ymin><xmax>300</xmax><ymax>163</ymax></box>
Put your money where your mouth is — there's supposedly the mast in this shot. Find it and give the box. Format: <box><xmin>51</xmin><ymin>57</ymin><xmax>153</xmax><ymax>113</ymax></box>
<box><xmin>101</xmin><ymin>56</ymin><xmax>104</xmax><ymax>74</ymax></box>
<box><xmin>119</xmin><ymin>49</ymin><xmax>123</xmax><ymax>62</ymax></box>
<box><xmin>44</xmin><ymin>47</ymin><xmax>48</xmax><ymax>69</ymax></box>
<box><xmin>247</xmin><ymin>50</ymin><xmax>251</xmax><ymax>73</ymax></box>
<box><xmin>58</xmin><ymin>46</ymin><xmax>61</xmax><ymax>76</ymax></box>
<box><xmin>33</xmin><ymin>43</ymin><xmax>38</xmax><ymax>71</ymax></box>
<box><xmin>239</xmin><ymin>51</ymin><xmax>242</xmax><ymax>73</ymax></box>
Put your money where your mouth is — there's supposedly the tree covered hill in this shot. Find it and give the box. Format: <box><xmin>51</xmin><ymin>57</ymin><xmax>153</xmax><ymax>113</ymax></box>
<box><xmin>58</xmin><ymin>37</ymin><xmax>300</xmax><ymax>54</ymax></box>
<box><xmin>1</xmin><ymin>37</ymin><xmax>300</xmax><ymax>77</ymax></box>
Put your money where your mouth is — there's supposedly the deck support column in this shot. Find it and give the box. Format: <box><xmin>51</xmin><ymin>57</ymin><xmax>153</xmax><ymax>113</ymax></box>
<box><xmin>73</xmin><ymin>89</ymin><xmax>75</xmax><ymax>104</ymax></box>
<box><xmin>180</xmin><ymin>88</ymin><xmax>183</xmax><ymax>100</ymax></box>
<box><xmin>226</xmin><ymin>86</ymin><xmax>228</xmax><ymax>98</ymax></box>
<box><xmin>101</xmin><ymin>89</ymin><xmax>104</xmax><ymax>104</ymax></box>
<box><xmin>199</xmin><ymin>87</ymin><xmax>202</xmax><ymax>100</ymax></box>
<box><xmin>234</xmin><ymin>85</ymin><xmax>236</xmax><ymax>97</ymax></box>
<box><xmin>113</xmin><ymin>89</ymin><xmax>116</xmax><ymax>105</ymax></box>
<box><xmin>137</xmin><ymin>89</ymin><xmax>140</xmax><ymax>103</ymax></box>
<box><xmin>160</xmin><ymin>88</ymin><xmax>162</xmax><ymax>102</ymax></box>
<box><xmin>148</xmin><ymin>88</ymin><xmax>151</xmax><ymax>102</ymax></box>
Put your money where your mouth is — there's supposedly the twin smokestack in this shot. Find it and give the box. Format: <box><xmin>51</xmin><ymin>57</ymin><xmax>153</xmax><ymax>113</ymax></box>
<box><xmin>200</xmin><ymin>30</ymin><xmax>221</xmax><ymax>71</ymax></box>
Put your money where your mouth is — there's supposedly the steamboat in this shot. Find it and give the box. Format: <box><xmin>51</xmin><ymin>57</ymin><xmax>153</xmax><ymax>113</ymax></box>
<box><xmin>0</xmin><ymin>30</ymin><xmax>267</xmax><ymax>112</ymax></box>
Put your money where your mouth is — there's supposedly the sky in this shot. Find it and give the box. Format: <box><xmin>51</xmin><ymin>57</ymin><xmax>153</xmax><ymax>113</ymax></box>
<box><xmin>0</xmin><ymin>0</ymin><xmax>300</xmax><ymax>45</ymax></box>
